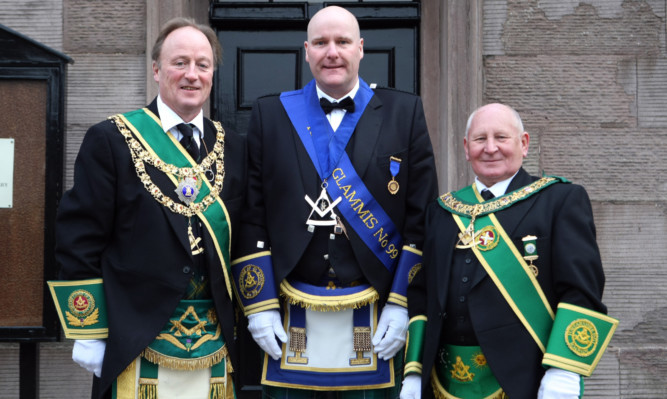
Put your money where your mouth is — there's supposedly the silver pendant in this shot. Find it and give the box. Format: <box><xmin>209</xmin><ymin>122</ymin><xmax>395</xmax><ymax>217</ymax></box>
<box><xmin>175</xmin><ymin>176</ymin><xmax>200</xmax><ymax>205</ymax></box>
<box><xmin>305</xmin><ymin>186</ymin><xmax>341</xmax><ymax>230</ymax></box>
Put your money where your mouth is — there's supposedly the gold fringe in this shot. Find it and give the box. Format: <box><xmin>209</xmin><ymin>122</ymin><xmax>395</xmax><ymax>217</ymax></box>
<box><xmin>210</xmin><ymin>374</ymin><xmax>234</xmax><ymax>399</ymax></box>
<box><xmin>226</xmin><ymin>371</ymin><xmax>234</xmax><ymax>399</ymax></box>
<box><xmin>138</xmin><ymin>379</ymin><xmax>157</xmax><ymax>399</ymax></box>
<box><xmin>280</xmin><ymin>281</ymin><xmax>379</xmax><ymax>312</ymax></box>
<box><xmin>140</xmin><ymin>345</ymin><xmax>228</xmax><ymax>371</ymax></box>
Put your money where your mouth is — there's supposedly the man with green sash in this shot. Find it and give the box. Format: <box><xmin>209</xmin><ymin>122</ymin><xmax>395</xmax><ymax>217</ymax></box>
<box><xmin>400</xmin><ymin>104</ymin><xmax>617</xmax><ymax>399</ymax></box>
<box><xmin>49</xmin><ymin>18</ymin><xmax>245</xmax><ymax>399</ymax></box>
<box><xmin>232</xmin><ymin>5</ymin><xmax>437</xmax><ymax>398</ymax></box>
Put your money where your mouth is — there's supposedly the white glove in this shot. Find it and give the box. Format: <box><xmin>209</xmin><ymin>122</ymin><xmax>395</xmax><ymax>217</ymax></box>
<box><xmin>72</xmin><ymin>339</ymin><xmax>106</xmax><ymax>377</ymax></box>
<box><xmin>372</xmin><ymin>304</ymin><xmax>408</xmax><ymax>360</ymax></box>
<box><xmin>399</xmin><ymin>374</ymin><xmax>422</xmax><ymax>399</ymax></box>
<box><xmin>538</xmin><ymin>368</ymin><xmax>582</xmax><ymax>399</ymax></box>
<box><xmin>247</xmin><ymin>310</ymin><xmax>287</xmax><ymax>360</ymax></box>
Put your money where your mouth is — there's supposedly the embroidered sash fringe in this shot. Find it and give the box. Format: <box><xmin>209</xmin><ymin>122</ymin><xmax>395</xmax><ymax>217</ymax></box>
<box><xmin>141</xmin><ymin>345</ymin><xmax>228</xmax><ymax>371</ymax></box>
<box><xmin>280</xmin><ymin>279</ymin><xmax>379</xmax><ymax>312</ymax></box>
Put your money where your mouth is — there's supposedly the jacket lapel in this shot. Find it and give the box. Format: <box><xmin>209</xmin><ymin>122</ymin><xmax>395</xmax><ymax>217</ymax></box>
<box><xmin>436</xmin><ymin>214</ymin><xmax>458</xmax><ymax>309</ymax></box>
<box><xmin>144</xmin><ymin>99</ymin><xmax>192</xmax><ymax>256</ymax></box>
<box><xmin>350</xmin><ymin>94</ymin><xmax>383</xmax><ymax>177</ymax></box>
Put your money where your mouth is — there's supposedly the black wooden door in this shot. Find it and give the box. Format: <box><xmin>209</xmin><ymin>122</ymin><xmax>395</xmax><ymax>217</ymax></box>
<box><xmin>208</xmin><ymin>2</ymin><xmax>420</xmax><ymax>397</ymax></box>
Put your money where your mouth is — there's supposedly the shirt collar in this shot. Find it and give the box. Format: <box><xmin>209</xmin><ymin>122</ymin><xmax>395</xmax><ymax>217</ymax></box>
<box><xmin>156</xmin><ymin>95</ymin><xmax>205</xmax><ymax>137</ymax></box>
<box><xmin>474</xmin><ymin>170</ymin><xmax>519</xmax><ymax>198</ymax></box>
<box><xmin>316</xmin><ymin>80</ymin><xmax>360</xmax><ymax>102</ymax></box>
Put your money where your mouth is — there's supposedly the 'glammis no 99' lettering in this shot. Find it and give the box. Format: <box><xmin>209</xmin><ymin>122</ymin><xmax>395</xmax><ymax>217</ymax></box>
<box><xmin>331</xmin><ymin>168</ymin><xmax>398</xmax><ymax>259</ymax></box>
<box><xmin>332</xmin><ymin>168</ymin><xmax>377</xmax><ymax>229</ymax></box>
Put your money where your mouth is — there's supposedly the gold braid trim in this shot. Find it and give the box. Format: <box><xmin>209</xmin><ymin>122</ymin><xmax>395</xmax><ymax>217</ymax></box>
<box><xmin>110</xmin><ymin>114</ymin><xmax>226</xmax><ymax>217</ymax></box>
<box><xmin>226</xmin><ymin>356</ymin><xmax>234</xmax><ymax>373</ymax></box>
<box><xmin>279</xmin><ymin>280</ymin><xmax>379</xmax><ymax>312</ymax></box>
<box><xmin>209</xmin><ymin>372</ymin><xmax>235</xmax><ymax>399</ymax></box>
<box><xmin>140</xmin><ymin>345</ymin><xmax>228</xmax><ymax>371</ymax></box>
<box><xmin>439</xmin><ymin>177</ymin><xmax>557</xmax><ymax>218</ymax></box>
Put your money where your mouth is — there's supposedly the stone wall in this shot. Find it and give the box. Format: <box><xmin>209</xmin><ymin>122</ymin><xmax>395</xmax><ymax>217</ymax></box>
<box><xmin>483</xmin><ymin>0</ymin><xmax>667</xmax><ymax>396</ymax></box>
<box><xmin>0</xmin><ymin>0</ymin><xmax>146</xmax><ymax>397</ymax></box>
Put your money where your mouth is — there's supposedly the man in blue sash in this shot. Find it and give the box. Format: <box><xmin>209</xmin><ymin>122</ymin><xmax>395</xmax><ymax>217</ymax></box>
<box><xmin>50</xmin><ymin>18</ymin><xmax>245</xmax><ymax>398</ymax></box>
<box><xmin>400</xmin><ymin>103</ymin><xmax>617</xmax><ymax>399</ymax></box>
<box><xmin>232</xmin><ymin>5</ymin><xmax>437</xmax><ymax>398</ymax></box>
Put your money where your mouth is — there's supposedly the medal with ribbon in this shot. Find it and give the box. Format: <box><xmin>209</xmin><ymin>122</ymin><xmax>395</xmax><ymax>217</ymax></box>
<box><xmin>388</xmin><ymin>156</ymin><xmax>401</xmax><ymax>195</ymax></box>
<box><xmin>522</xmin><ymin>235</ymin><xmax>539</xmax><ymax>276</ymax></box>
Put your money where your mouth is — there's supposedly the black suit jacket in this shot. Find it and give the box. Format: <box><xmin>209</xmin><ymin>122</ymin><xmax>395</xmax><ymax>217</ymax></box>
<box><xmin>239</xmin><ymin>84</ymin><xmax>438</xmax><ymax>301</ymax></box>
<box><xmin>409</xmin><ymin>168</ymin><xmax>607</xmax><ymax>399</ymax></box>
<box><xmin>55</xmin><ymin>99</ymin><xmax>246</xmax><ymax>398</ymax></box>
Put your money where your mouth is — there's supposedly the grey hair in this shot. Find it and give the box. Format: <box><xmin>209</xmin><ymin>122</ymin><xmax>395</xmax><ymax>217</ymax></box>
<box><xmin>465</xmin><ymin>104</ymin><xmax>524</xmax><ymax>138</ymax></box>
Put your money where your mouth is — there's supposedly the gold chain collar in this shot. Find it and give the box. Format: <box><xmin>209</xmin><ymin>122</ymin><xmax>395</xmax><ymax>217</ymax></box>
<box><xmin>110</xmin><ymin>115</ymin><xmax>226</xmax><ymax>217</ymax></box>
<box><xmin>440</xmin><ymin>177</ymin><xmax>557</xmax><ymax>218</ymax></box>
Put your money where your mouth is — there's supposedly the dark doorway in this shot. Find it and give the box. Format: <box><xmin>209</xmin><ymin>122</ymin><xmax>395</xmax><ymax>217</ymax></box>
<box><xmin>208</xmin><ymin>2</ymin><xmax>421</xmax><ymax>397</ymax></box>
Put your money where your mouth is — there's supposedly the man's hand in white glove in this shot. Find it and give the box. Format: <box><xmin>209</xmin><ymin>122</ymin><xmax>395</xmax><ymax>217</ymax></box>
<box><xmin>72</xmin><ymin>339</ymin><xmax>106</xmax><ymax>377</ymax></box>
<box><xmin>399</xmin><ymin>374</ymin><xmax>421</xmax><ymax>399</ymax></box>
<box><xmin>247</xmin><ymin>310</ymin><xmax>287</xmax><ymax>360</ymax></box>
<box><xmin>371</xmin><ymin>304</ymin><xmax>408</xmax><ymax>360</ymax></box>
<box><xmin>538</xmin><ymin>368</ymin><xmax>582</xmax><ymax>399</ymax></box>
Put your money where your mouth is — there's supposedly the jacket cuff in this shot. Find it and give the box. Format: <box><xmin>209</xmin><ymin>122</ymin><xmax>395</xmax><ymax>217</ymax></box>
<box><xmin>47</xmin><ymin>278</ymin><xmax>108</xmax><ymax>339</ymax></box>
<box><xmin>542</xmin><ymin>302</ymin><xmax>618</xmax><ymax>376</ymax></box>
<box><xmin>403</xmin><ymin>315</ymin><xmax>427</xmax><ymax>377</ymax></box>
<box><xmin>387</xmin><ymin>246</ymin><xmax>422</xmax><ymax>308</ymax></box>
<box><xmin>231</xmin><ymin>251</ymin><xmax>280</xmax><ymax>316</ymax></box>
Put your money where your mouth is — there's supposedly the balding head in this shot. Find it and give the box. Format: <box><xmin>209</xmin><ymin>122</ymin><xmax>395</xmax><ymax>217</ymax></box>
<box><xmin>307</xmin><ymin>6</ymin><xmax>360</xmax><ymax>43</ymax></box>
<box><xmin>463</xmin><ymin>103</ymin><xmax>530</xmax><ymax>187</ymax></box>
<box><xmin>304</xmin><ymin>6</ymin><xmax>364</xmax><ymax>99</ymax></box>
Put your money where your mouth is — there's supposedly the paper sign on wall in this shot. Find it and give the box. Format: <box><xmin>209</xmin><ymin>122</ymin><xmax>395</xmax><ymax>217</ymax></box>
<box><xmin>0</xmin><ymin>138</ymin><xmax>15</xmax><ymax>208</ymax></box>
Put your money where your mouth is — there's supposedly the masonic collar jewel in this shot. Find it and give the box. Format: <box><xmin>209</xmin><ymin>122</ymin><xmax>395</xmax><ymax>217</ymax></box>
<box><xmin>305</xmin><ymin>186</ymin><xmax>341</xmax><ymax>232</ymax></box>
<box><xmin>522</xmin><ymin>235</ymin><xmax>539</xmax><ymax>276</ymax></box>
<box><xmin>176</xmin><ymin>175</ymin><xmax>202</xmax><ymax>205</ymax></box>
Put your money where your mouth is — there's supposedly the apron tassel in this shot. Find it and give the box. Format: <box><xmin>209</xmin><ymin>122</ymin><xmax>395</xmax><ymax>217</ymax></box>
<box><xmin>138</xmin><ymin>378</ymin><xmax>157</xmax><ymax>399</ymax></box>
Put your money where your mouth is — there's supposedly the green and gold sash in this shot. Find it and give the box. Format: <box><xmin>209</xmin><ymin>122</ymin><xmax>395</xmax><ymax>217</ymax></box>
<box><xmin>112</xmin><ymin>109</ymin><xmax>233</xmax><ymax>299</ymax></box>
<box><xmin>439</xmin><ymin>178</ymin><xmax>618</xmax><ymax>377</ymax></box>
<box><xmin>438</xmin><ymin>177</ymin><xmax>562</xmax><ymax>352</ymax></box>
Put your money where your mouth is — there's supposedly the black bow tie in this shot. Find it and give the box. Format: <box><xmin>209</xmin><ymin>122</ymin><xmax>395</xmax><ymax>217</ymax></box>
<box><xmin>320</xmin><ymin>96</ymin><xmax>355</xmax><ymax>114</ymax></box>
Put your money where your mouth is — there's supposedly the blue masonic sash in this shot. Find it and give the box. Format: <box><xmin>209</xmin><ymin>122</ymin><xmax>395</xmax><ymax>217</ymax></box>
<box><xmin>280</xmin><ymin>79</ymin><xmax>402</xmax><ymax>271</ymax></box>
